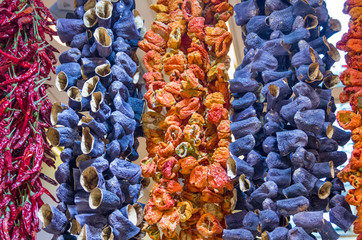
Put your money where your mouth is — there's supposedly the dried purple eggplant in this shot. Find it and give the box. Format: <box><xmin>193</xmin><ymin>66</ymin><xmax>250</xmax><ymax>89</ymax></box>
<box><xmin>227</xmin><ymin>155</ymin><xmax>254</xmax><ymax>179</ymax></box>
<box><xmin>282</xmin><ymin>183</ymin><xmax>308</xmax><ymax>199</ymax></box>
<box><xmin>229</xmin><ymin>134</ymin><xmax>256</xmax><ymax>157</ymax></box>
<box><xmin>39</xmin><ymin>204</ymin><xmax>69</xmax><ymax>235</ymax></box>
<box><xmin>276</xmin><ymin>130</ymin><xmax>308</xmax><ymax>156</ymax></box>
<box><xmin>250</xmin><ymin>181</ymin><xmax>278</xmax><ymax>203</ymax></box>
<box><xmin>276</xmin><ymin>196</ymin><xmax>309</xmax><ymax>216</ymax></box>
<box><xmin>262</xmin><ymin>227</ymin><xmax>289</xmax><ymax>240</ymax></box>
<box><xmin>258</xmin><ymin>210</ymin><xmax>279</xmax><ymax>232</ymax></box>
<box><xmin>288</xmin><ymin>227</ymin><xmax>314</xmax><ymax>240</ymax></box>
<box><xmin>223</xmin><ymin>228</ymin><xmax>254</xmax><ymax>240</ymax></box>
<box><xmin>330</xmin><ymin>206</ymin><xmax>357</xmax><ymax>232</ymax></box>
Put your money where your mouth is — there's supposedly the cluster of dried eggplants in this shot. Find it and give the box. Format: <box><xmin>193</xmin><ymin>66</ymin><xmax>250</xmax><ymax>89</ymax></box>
<box><xmin>224</xmin><ymin>0</ymin><xmax>356</xmax><ymax>239</ymax></box>
<box><xmin>336</xmin><ymin>0</ymin><xmax>362</xmax><ymax>238</ymax></box>
<box><xmin>39</xmin><ymin>0</ymin><xmax>147</xmax><ymax>239</ymax></box>
<box><xmin>139</xmin><ymin>0</ymin><xmax>234</xmax><ymax>239</ymax></box>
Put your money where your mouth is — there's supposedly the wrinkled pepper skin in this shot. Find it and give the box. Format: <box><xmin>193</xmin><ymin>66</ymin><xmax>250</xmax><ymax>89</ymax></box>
<box><xmin>336</xmin><ymin>0</ymin><xmax>362</xmax><ymax>237</ymax></box>
<box><xmin>139</xmin><ymin>0</ymin><xmax>234</xmax><ymax>238</ymax></box>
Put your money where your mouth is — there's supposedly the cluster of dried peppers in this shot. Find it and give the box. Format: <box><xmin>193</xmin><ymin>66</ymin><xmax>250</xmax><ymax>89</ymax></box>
<box><xmin>39</xmin><ymin>0</ymin><xmax>147</xmax><ymax>239</ymax></box>
<box><xmin>139</xmin><ymin>0</ymin><xmax>234</xmax><ymax>239</ymax></box>
<box><xmin>336</xmin><ymin>0</ymin><xmax>362</xmax><ymax>238</ymax></box>
<box><xmin>223</xmin><ymin>0</ymin><xmax>357</xmax><ymax>239</ymax></box>
<box><xmin>0</xmin><ymin>0</ymin><xmax>58</xmax><ymax>239</ymax></box>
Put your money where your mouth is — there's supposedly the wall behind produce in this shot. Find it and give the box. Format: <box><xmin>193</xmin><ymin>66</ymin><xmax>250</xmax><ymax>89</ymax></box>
<box><xmin>38</xmin><ymin>0</ymin><xmax>355</xmax><ymax>239</ymax></box>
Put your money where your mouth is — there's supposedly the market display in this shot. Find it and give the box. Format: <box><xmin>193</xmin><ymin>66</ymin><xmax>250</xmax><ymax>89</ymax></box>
<box><xmin>336</xmin><ymin>0</ymin><xmax>362</xmax><ymax>238</ymax></box>
<box><xmin>139</xmin><ymin>0</ymin><xmax>234</xmax><ymax>238</ymax></box>
<box><xmin>39</xmin><ymin>0</ymin><xmax>146</xmax><ymax>239</ymax></box>
<box><xmin>0</xmin><ymin>0</ymin><xmax>58</xmax><ymax>239</ymax></box>
<box><xmin>224</xmin><ymin>0</ymin><xmax>357</xmax><ymax>239</ymax></box>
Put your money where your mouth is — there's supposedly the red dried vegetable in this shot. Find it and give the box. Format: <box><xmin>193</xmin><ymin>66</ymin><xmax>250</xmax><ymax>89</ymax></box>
<box><xmin>0</xmin><ymin>0</ymin><xmax>57</xmax><ymax>239</ymax></box>
<box><xmin>337</xmin><ymin>0</ymin><xmax>362</xmax><ymax>237</ymax></box>
<box><xmin>139</xmin><ymin>0</ymin><xmax>234</xmax><ymax>238</ymax></box>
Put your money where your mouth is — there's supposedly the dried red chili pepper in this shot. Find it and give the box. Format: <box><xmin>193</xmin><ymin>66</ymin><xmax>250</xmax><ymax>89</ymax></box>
<box><xmin>0</xmin><ymin>0</ymin><xmax>57</xmax><ymax>238</ymax></box>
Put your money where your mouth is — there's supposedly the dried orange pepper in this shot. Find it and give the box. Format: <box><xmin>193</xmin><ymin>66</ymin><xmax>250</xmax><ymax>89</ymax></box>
<box><xmin>196</xmin><ymin>213</ymin><xmax>223</xmax><ymax>238</ymax></box>
<box><xmin>337</xmin><ymin>110</ymin><xmax>362</xmax><ymax>130</ymax></box>
<box><xmin>140</xmin><ymin>1</ymin><xmax>233</xmax><ymax>238</ymax></box>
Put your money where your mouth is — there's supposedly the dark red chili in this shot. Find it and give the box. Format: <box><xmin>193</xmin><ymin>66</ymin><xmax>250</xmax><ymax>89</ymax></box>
<box><xmin>0</xmin><ymin>61</ymin><xmax>39</xmax><ymax>87</ymax></box>
<box><xmin>22</xmin><ymin>199</ymin><xmax>32</xmax><ymax>236</ymax></box>
<box><xmin>0</xmin><ymin>97</ymin><xmax>10</xmax><ymax>116</ymax></box>
<box><xmin>12</xmin><ymin>126</ymin><xmax>30</xmax><ymax>150</ymax></box>
<box><xmin>0</xmin><ymin>1</ymin><xmax>57</xmax><ymax>238</ymax></box>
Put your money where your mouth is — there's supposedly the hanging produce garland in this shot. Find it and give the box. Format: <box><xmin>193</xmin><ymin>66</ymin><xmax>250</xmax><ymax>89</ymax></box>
<box><xmin>0</xmin><ymin>0</ymin><xmax>58</xmax><ymax>239</ymax></box>
<box><xmin>139</xmin><ymin>0</ymin><xmax>234</xmax><ymax>239</ymax></box>
<box><xmin>224</xmin><ymin>0</ymin><xmax>356</xmax><ymax>239</ymax></box>
<box><xmin>39</xmin><ymin>0</ymin><xmax>147</xmax><ymax>239</ymax></box>
<box><xmin>336</xmin><ymin>0</ymin><xmax>362</xmax><ymax>238</ymax></box>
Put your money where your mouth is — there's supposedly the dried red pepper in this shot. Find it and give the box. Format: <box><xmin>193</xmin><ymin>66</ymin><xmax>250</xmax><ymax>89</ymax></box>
<box><xmin>0</xmin><ymin>0</ymin><xmax>57</xmax><ymax>239</ymax></box>
<box><xmin>337</xmin><ymin>0</ymin><xmax>362</xmax><ymax>237</ymax></box>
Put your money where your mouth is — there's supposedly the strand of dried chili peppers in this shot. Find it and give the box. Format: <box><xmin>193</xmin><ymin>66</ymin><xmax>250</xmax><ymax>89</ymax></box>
<box><xmin>139</xmin><ymin>0</ymin><xmax>234</xmax><ymax>239</ymax></box>
<box><xmin>336</xmin><ymin>0</ymin><xmax>362</xmax><ymax>239</ymax></box>
<box><xmin>0</xmin><ymin>0</ymin><xmax>58</xmax><ymax>239</ymax></box>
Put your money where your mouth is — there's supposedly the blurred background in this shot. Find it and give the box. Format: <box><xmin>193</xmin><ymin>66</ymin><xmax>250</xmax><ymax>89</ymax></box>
<box><xmin>39</xmin><ymin>0</ymin><xmax>356</xmax><ymax>239</ymax></box>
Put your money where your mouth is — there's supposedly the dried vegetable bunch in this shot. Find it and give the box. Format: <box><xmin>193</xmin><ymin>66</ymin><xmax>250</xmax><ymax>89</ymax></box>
<box><xmin>335</xmin><ymin>0</ymin><xmax>362</xmax><ymax>239</ymax></box>
<box><xmin>139</xmin><ymin>0</ymin><xmax>234</xmax><ymax>239</ymax></box>
<box><xmin>39</xmin><ymin>0</ymin><xmax>147</xmax><ymax>239</ymax></box>
<box><xmin>224</xmin><ymin>0</ymin><xmax>357</xmax><ymax>239</ymax></box>
<box><xmin>0</xmin><ymin>0</ymin><xmax>58</xmax><ymax>239</ymax></box>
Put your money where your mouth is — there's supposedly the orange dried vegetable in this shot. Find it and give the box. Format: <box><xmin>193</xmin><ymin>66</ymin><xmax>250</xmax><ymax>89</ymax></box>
<box><xmin>177</xmin><ymin>201</ymin><xmax>194</xmax><ymax>222</ymax></box>
<box><xmin>179</xmin><ymin>156</ymin><xmax>199</xmax><ymax>175</ymax></box>
<box><xmin>337</xmin><ymin>110</ymin><xmax>362</xmax><ymax>130</ymax></box>
<box><xmin>159</xmin><ymin>208</ymin><xmax>180</xmax><ymax>238</ymax></box>
<box><xmin>336</xmin><ymin>1</ymin><xmax>362</xmax><ymax>237</ymax></box>
<box><xmin>196</xmin><ymin>213</ymin><xmax>223</xmax><ymax>238</ymax></box>
<box><xmin>340</xmin><ymin>68</ymin><xmax>362</xmax><ymax>86</ymax></box>
<box><xmin>211</xmin><ymin>147</ymin><xmax>230</xmax><ymax>167</ymax></box>
<box><xmin>140</xmin><ymin>0</ymin><xmax>233</xmax><ymax>238</ymax></box>
<box><xmin>162</xmin><ymin>179</ymin><xmax>183</xmax><ymax>193</ymax></box>
<box><xmin>350</xmin><ymin>148</ymin><xmax>362</xmax><ymax>170</ymax></box>
<box><xmin>352</xmin><ymin>127</ymin><xmax>362</xmax><ymax>143</ymax></box>
<box><xmin>141</xmin><ymin>157</ymin><xmax>157</xmax><ymax>178</ymax></box>
<box><xmin>145</xmin><ymin>200</ymin><xmax>164</xmax><ymax>225</ymax></box>
<box><xmin>152</xmin><ymin>187</ymin><xmax>176</xmax><ymax>211</ymax></box>
<box><xmin>143</xmin><ymin>50</ymin><xmax>163</xmax><ymax>72</ymax></box>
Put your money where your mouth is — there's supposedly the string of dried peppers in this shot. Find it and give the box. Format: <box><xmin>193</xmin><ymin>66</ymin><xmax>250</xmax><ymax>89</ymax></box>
<box><xmin>0</xmin><ymin>0</ymin><xmax>58</xmax><ymax>239</ymax></box>
<box><xmin>336</xmin><ymin>0</ymin><xmax>362</xmax><ymax>239</ymax></box>
<box><xmin>139</xmin><ymin>0</ymin><xmax>234</xmax><ymax>239</ymax></box>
